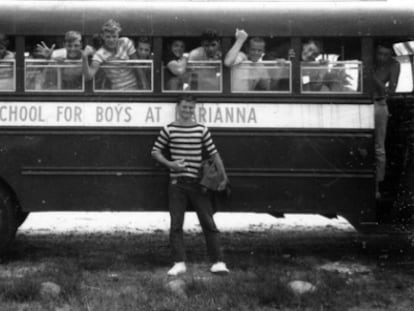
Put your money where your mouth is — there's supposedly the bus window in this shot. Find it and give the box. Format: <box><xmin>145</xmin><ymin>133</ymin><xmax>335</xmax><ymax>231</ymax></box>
<box><xmin>24</xmin><ymin>35</ymin><xmax>87</xmax><ymax>92</ymax></box>
<box><xmin>162</xmin><ymin>36</ymin><xmax>223</xmax><ymax>93</ymax></box>
<box><xmin>231</xmin><ymin>61</ymin><xmax>291</xmax><ymax>93</ymax></box>
<box><xmin>301</xmin><ymin>61</ymin><xmax>362</xmax><ymax>93</ymax></box>
<box><xmin>25</xmin><ymin>59</ymin><xmax>84</xmax><ymax>92</ymax></box>
<box><xmin>228</xmin><ymin>36</ymin><xmax>291</xmax><ymax>93</ymax></box>
<box><xmin>300</xmin><ymin>38</ymin><xmax>362</xmax><ymax>93</ymax></box>
<box><xmin>0</xmin><ymin>34</ymin><xmax>15</xmax><ymax>92</ymax></box>
<box><xmin>394</xmin><ymin>56</ymin><xmax>413</xmax><ymax>93</ymax></box>
<box><xmin>0</xmin><ymin>59</ymin><xmax>15</xmax><ymax>92</ymax></box>
<box><xmin>93</xmin><ymin>60</ymin><xmax>153</xmax><ymax>92</ymax></box>
<box><xmin>163</xmin><ymin>60</ymin><xmax>222</xmax><ymax>92</ymax></box>
<box><xmin>393</xmin><ymin>41</ymin><xmax>414</xmax><ymax>93</ymax></box>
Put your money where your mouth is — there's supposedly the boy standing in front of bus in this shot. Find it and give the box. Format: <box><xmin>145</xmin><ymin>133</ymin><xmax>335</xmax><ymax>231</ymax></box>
<box><xmin>224</xmin><ymin>29</ymin><xmax>271</xmax><ymax>91</ymax></box>
<box><xmin>373</xmin><ymin>43</ymin><xmax>400</xmax><ymax>199</ymax></box>
<box><xmin>151</xmin><ymin>95</ymin><xmax>230</xmax><ymax>276</ymax></box>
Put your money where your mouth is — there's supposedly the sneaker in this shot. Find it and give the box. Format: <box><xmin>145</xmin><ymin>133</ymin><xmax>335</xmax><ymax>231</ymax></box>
<box><xmin>167</xmin><ymin>262</ymin><xmax>187</xmax><ymax>276</ymax></box>
<box><xmin>210</xmin><ymin>262</ymin><xmax>229</xmax><ymax>274</ymax></box>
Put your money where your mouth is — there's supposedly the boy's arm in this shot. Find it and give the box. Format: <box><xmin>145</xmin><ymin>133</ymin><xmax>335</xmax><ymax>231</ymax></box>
<box><xmin>224</xmin><ymin>29</ymin><xmax>248</xmax><ymax>67</ymax></box>
<box><xmin>211</xmin><ymin>152</ymin><xmax>229</xmax><ymax>191</ymax></box>
<box><xmin>81</xmin><ymin>51</ymin><xmax>100</xmax><ymax>80</ymax></box>
<box><xmin>130</xmin><ymin>52</ymin><xmax>149</xmax><ymax>90</ymax></box>
<box><xmin>151</xmin><ymin>150</ymin><xmax>187</xmax><ymax>172</ymax></box>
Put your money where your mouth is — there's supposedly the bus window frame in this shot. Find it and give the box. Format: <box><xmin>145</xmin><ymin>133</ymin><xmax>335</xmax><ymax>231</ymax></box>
<box><xmin>300</xmin><ymin>60</ymin><xmax>363</xmax><ymax>95</ymax></box>
<box><xmin>24</xmin><ymin>59</ymin><xmax>85</xmax><ymax>93</ymax></box>
<box><xmin>0</xmin><ymin>59</ymin><xmax>16</xmax><ymax>92</ymax></box>
<box><xmin>230</xmin><ymin>60</ymin><xmax>292</xmax><ymax>94</ymax></box>
<box><xmin>92</xmin><ymin>59</ymin><xmax>154</xmax><ymax>93</ymax></box>
<box><xmin>161</xmin><ymin>60</ymin><xmax>223</xmax><ymax>93</ymax></box>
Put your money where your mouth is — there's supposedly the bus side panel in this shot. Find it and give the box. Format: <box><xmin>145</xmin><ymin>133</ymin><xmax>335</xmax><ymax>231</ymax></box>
<box><xmin>0</xmin><ymin>128</ymin><xmax>375</xmax><ymax>225</ymax></box>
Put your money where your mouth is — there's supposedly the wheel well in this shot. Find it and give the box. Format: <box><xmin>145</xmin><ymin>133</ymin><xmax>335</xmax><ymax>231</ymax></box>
<box><xmin>0</xmin><ymin>178</ymin><xmax>21</xmax><ymax>213</ymax></box>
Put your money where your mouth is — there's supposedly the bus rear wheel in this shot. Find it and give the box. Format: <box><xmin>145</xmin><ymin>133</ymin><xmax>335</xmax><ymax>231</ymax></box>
<box><xmin>0</xmin><ymin>189</ymin><xmax>18</xmax><ymax>255</ymax></box>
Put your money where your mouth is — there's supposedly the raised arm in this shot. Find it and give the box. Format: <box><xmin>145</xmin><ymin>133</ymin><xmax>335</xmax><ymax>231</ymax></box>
<box><xmin>224</xmin><ymin>29</ymin><xmax>248</xmax><ymax>67</ymax></box>
<box><xmin>81</xmin><ymin>51</ymin><xmax>100</xmax><ymax>81</ymax></box>
<box><xmin>167</xmin><ymin>53</ymin><xmax>189</xmax><ymax>76</ymax></box>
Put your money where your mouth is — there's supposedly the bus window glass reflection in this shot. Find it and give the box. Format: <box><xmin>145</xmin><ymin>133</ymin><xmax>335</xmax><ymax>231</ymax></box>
<box><xmin>25</xmin><ymin>59</ymin><xmax>84</xmax><ymax>92</ymax></box>
<box><xmin>231</xmin><ymin>61</ymin><xmax>291</xmax><ymax>93</ymax></box>
<box><xmin>225</xmin><ymin>30</ymin><xmax>291</xmax><ymax>93</ymax></box>
<box><xmin>299</xmin><ymin>38</ymin><xmax>362</xmax><ymax>93</ymax></box>
<box><xmin>0</xmin><ymin>33</ymin><xmax>15</xmax><ymax>91</ymax></box>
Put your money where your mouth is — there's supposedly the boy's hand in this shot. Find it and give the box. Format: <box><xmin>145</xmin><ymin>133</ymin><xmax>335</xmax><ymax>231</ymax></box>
<box><xmin>217</xmin><ymin>179</ymin><xmax>228</xmax><ymax>192</ymax></box>
<box><xmin>36</xmin><ymin>41</ymin><xmax>55</xmax><ymax>59</ymax></box>
<box><xmin>169</xmin><ymin>159</ymin><xmax>188</xmax><ymax>172</ymax></box>
<box><xmin>235</xmin><ymin>29</ymin><xmax>248</xmax><ymax>42</ymax></box>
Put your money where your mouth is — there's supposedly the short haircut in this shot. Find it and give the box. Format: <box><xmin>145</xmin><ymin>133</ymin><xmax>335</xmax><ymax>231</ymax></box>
<box><xmin>101</xmin><ymin>19</ymin><xmax>122</xmax><ymax>34</ymax></box>
<box><xmin>201</xmin><ymin>29</ymin><xmax>219</xmax><ymax>43</ymax></box>
<box><xmin>0</xmin><ymin>33</ymin><xmax>9</xmax><ymax>47</ymax></box>
<box><xmin>249</xmin><ymin>37</ymin><xmax>266</xmax><ymax>47</ymax></box>
<box><xmin>304</xmin><ymin>39</ymin><xmax>322</xmax><ymax>53</ymax></box>
<box><xmin>177</xmin><ymin>94</ymin><xmax>196</xmax><ymax>105</ymax></box>
<box><xmin>138</xmin><ymin>36</ymin><xmax>151</xmax><ymax>45</ymax></box>
<box><xmin>377</xmin><ymin>41</ymin><xmax>394</xmax><ymax>51</ymax></box>
<box><xmin>64</xmin><ymin>31</ymin><xmax>82</xmax><ymax>43</ymax></box>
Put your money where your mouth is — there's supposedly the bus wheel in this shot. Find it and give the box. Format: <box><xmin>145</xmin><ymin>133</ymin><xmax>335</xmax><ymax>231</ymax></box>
<box><xmin>0</xmin><ymin>189</ymin><xmax>18</xmax><ymax>255</ymax></box>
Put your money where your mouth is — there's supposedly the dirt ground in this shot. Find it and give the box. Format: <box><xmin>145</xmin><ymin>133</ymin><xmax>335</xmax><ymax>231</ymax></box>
<box><xmin>1</xmin><ymin>212</ymin><xmax>414</xmax><ymax>311</ymax></box>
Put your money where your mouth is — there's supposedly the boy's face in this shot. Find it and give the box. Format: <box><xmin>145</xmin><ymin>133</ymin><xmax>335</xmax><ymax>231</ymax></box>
<box><xmin>171</xmin><ymin>40</ymin><xmax>185</xmax><ymax>58</ymax></box>
<box><xmin>248</xmin><ymin>40</ymin><xmax>265</xmax><ymax>62</ymax></box>
<box><xmin>101</xmin><ymin>31</ymin><xmax>119</xmax><ymax>50</ymax></box>
<box><xmin>137</xmin><ymin>42</ymin><xmax>151</xmax><ymax>59</ymax></box>
<box><xmin>177</xmin><ymin>100</ymin><xmax>195</xmax><ymax>121</ymax></box>
<box><xmin>65</xmin><ymin>39</ymin><xmax>82</xmax><ymax>59</ymax></box>
<box><xmin>376</xmin><ymin>46</ymin><xmax>392</xmax><ymax>65</ymax></box>
<box><xmin>0</xmin><ymin>44</ymin><xmax>7</xmax><ymax>59</ymax></box>
<box><xmin>202</xmin><ymin>40</ymin><xmax>220</xmax><ymax>59</ymax></box>
<box><xmin>301</xmin><ymin>42</ymin><xmax>320</xmax><ymax>61</ymax></box>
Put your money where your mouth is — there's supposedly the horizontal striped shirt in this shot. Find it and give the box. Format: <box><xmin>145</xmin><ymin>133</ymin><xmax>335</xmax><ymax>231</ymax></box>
<box><xmin>92</xmin><ymin>37</ymin><xmax>138</xmax><ymax>90</ymax></box>
<box><xmin>152</xmin><ymin>123</ymin><xmax>218</xmax><ymax>179</ymax></box>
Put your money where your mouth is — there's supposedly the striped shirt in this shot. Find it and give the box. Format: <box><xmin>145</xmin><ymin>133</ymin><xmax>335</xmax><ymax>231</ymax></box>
<box><xmin>152</xmin><ymin>123</ymin><xmax>218</xmax><ymax>179</ymax></box>
<box><xmin>92</xmin><ymin>37</ymin><xmax>138</xmax><ymax>90</ymax></box>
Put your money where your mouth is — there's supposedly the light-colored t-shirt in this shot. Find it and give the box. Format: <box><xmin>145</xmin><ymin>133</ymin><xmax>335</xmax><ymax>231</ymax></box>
<box><xmin>92</xmin><ymin>37</ymin><xmax>138</xmax><ymax>90</ymax></box>
<box><xmin>50</xmin><ymin>48</ymin><xmax>83</xmax><ymax>89</ymax></box>
<box><xmin>188</xmin><ymin>47</ymin><xmax>222</xmax><ymax>91</ymax></box>
<box><xmin>231</xmin><ymin>52</ymin><xmax>270</xmax><ymax>92</ymax></box>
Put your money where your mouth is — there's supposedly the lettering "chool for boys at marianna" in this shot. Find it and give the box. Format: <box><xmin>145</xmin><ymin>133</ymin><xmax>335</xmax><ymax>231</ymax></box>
<box><xmin>0</xmin><ymin>103</ymin><xmax>258</xmax><ymax>126</ymax></box>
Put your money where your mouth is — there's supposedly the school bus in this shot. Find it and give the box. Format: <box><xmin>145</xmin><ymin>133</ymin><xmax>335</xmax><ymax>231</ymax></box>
<box><xmin>0</xmin><ymin>0</ymin><xmax>413</xmax><ymax>253</ymax></box>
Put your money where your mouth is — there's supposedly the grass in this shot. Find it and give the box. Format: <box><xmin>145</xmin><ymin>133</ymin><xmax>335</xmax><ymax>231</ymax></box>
<box><xmin>0</xmin><ymin>229</ymin><xmax>414</xmax><ymax>310</ymax></box>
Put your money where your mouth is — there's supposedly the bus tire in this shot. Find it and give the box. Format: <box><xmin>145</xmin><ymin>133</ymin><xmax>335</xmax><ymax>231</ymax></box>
<box><xmin>0</xmin><ymin>189</ymin><xmax>18</xmax><ymax>255</ymax></box>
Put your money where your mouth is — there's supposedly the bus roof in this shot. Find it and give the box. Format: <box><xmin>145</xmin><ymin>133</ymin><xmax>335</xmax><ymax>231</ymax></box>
<box><xmin>1</xmin><ymin>0</ymin><xmax>413</xmax><ymax>37</ymax></box>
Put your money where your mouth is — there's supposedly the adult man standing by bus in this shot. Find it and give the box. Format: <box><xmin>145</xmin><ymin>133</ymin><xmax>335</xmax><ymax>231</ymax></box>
<box><xmin>373</xmin><ymin>43</ymin><xmax>400</xmax><ymax>199</ymax></box>
<box><xmin>151</xmin><ymin>95</ymin><xmax>230</xmax><ymax>276</ymax></box>
<box><xmin>224</xmin><ymin>29</ymin><xmax>271</xmax><ymax>91</ymax></box>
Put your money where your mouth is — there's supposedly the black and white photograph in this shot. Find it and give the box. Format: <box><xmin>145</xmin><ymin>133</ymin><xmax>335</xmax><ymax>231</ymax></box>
<box><xmin>1</xmin><ymin>0</ymin><xmax>414</xmax><ymax>310</ymax></box>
